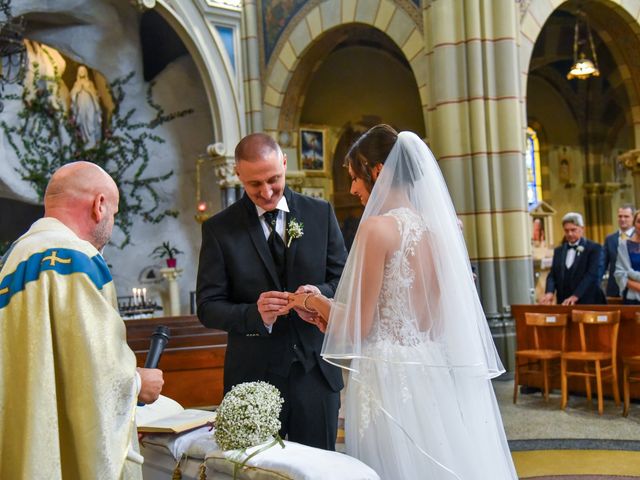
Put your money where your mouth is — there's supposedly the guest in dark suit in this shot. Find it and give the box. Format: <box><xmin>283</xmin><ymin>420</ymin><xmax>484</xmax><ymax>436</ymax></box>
<box><xmin>196</xmin><ymin>133</ymin><xmax>347</xmax><ymax>450</ymax></box>
<box><xmin>540</xmin><ymin>212</ymin><xmax>605</xmax><ymax>306</ymax></box>
<box><xmin>600</xmin><ymin>204</ymin><xmax>634</xmax><ymax>297</ymax></box>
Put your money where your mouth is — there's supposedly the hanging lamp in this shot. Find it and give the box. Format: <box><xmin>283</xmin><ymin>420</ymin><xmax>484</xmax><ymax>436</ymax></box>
<box><xmin>567</xmin><ymin>9</ymin><xmax>600</xmax><ymax>80</ymax></box>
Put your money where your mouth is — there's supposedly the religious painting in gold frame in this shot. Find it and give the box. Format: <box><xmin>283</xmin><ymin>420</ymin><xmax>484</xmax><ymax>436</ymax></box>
<box><xmin>299</xmin><ymin>127</ymin><xmax>326</xmax><ymax>175</ymax></box>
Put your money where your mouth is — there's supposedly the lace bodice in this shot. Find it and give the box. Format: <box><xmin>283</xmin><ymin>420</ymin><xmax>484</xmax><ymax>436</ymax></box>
<box><xmin>367</xmin><ymin>207</ymin><xmax>428</xmax><ymax>347</ymax></box>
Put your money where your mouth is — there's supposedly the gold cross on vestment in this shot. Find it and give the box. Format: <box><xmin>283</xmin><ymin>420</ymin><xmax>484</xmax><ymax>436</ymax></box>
<box><xmin>0</xmin><ymin>287</ymin><xmax>8</xmax><ymax>295</ymax></box>
<box><xmin>42</xmin><ymin>251</ymin><xmax>72</xmax><ymax>267</ymax></box>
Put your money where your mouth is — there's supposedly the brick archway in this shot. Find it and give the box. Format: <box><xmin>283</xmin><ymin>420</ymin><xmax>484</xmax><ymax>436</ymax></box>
<box><xmin>262</xmin><ymin>0</ymin><xmax>428</xmax><ymax>137</ymax></box>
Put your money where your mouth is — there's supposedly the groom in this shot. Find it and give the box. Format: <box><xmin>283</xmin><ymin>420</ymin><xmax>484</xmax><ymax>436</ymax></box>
<box><xmin>196</xmin><ymin>133</ymin><xmax>347</xmax><ymax>450</ymax></box>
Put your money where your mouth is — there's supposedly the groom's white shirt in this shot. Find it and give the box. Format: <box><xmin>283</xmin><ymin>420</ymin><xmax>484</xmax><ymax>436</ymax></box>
<box><xmin>256</xmin><ymin>196</ymin><xmax>290</xmax><ymax>240</ymax></box>
<box><xmin>256</xmin><ymin>195</ymin><xmax>290</xmax><ymax>334</ymax></box>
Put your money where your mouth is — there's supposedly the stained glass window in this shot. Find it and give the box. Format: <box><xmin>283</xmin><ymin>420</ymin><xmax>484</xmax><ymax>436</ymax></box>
<box><xmin>526</xmin><ymin>127</ymin><xmax>542</xmax><ymax>207</ymax></box>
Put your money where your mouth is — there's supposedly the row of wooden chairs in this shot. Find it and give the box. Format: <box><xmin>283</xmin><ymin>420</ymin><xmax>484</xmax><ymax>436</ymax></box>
<box><xmin>513</xmin><ymin>310</ymin><xmax>640</xmax><ymax>416</ymax></box>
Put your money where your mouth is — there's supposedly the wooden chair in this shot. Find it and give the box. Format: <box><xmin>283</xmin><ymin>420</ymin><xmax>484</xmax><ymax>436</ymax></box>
<box><xmin>514</xmin><ymin>312</ymin><xmax>568</xmax><ymax>404</ymax></box>
<box><xmin>561</xmin><ymin>310</ymin><xmax>621</xmax><ymax>415</ymax></box>
<box><xmin>606</xmin><ymin>296</ymin><xmax>624</xmax><ymax>305</ymax></box>
<box><xmin>622</xmin><ymin>312</ymin><xmax>640</xmax><ymax>416</ymax></box>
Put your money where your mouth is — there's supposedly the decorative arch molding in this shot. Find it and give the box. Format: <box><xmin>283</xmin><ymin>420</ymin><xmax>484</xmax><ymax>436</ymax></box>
<box><xmin>519</xmin><ymin>0</ymin><xmax>640</xmax><ymax>145</ymax></box>
<box><xmin>155</xmin><ymin>0</ymin><xmax>244</xmax><ymax>154</ymax></box>
<box><xmin>262</xmin><ymin>0</ymin><xmax>428</xmax><ymax>135</ymax></box>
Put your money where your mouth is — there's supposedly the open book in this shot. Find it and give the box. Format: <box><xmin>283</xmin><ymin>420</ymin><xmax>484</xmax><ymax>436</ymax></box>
<box><xmin>137</xmin><ymin>395</ymin><xmax>216</xmax><ymax>434</ymax></box>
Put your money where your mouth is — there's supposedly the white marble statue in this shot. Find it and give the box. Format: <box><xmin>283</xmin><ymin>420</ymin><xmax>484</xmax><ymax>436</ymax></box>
<box><xmin>70</xmin><ymin>66</ymin><xmax>102</xmax><ymax>147</ymax></box>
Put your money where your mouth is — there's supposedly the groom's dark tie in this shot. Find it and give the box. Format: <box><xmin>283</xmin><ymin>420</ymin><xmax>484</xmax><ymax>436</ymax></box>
<box><xmin>263</xmin><ymin>210</ymin><xmax>286</xmax><ymax>284</ymax></box>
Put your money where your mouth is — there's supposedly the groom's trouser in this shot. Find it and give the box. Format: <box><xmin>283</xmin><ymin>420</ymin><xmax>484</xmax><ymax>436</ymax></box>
<box><xmin>266</xmin><ymin>362</ymin><xmax>340</xmax><ymax>451</ymax></box>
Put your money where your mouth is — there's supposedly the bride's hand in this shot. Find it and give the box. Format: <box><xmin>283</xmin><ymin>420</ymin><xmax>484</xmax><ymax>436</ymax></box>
<box><xmin>311</xmin><ymin>314</ymin><xmax>328</xmax><ymax>333</ymax></box>
<box><xmin>287</xmin><ymin>292</ymin><xmax>316</xmax><ymax>313</ymax></box>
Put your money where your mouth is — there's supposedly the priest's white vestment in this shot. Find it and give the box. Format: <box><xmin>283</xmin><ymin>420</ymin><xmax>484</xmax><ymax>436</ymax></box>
<box><xmin>0</xmin><ymin>217</ymin><xmax>141</xmax><ymax>479</ymax></box>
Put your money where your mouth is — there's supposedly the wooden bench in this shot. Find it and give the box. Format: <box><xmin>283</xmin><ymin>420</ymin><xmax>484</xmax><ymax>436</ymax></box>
<box><xmin>125</xmin><ymin>315</ymin><xmax>226</xmax><ymax>408</ymax></box>
<box><xmin>511</xmin><ymin>304</ymin><xmax>640</xmax><ymax>400</ymax></box>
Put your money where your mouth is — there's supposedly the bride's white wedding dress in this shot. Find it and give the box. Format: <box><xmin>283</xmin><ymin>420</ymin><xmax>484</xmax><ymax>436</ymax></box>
<box><xmin>322</xmin><ymin>131</ymin><xmax>517</xmax><ymax>479</ymax></box>
<box><xmin>343</xmin><ymin>208</ymin><xmax>516</xmax><ymax>480</ymax></box>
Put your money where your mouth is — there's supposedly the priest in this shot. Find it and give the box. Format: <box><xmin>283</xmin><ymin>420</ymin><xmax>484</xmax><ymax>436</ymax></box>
<box><xmin>0</xmin><ymin>162</ymin><xmax>163</xmax><ymax>479</ymax></box>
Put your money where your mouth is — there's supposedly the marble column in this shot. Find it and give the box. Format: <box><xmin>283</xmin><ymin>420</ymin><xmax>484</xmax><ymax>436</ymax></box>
<box><xmin>425</xmin><ymin>0</ymin><xmax>532</xmax><ymax>318</ymax></box>
<box><xmin>160</xmin><ymin>267</ymin><xmax>183</xmax><ymax>316</ymax></box>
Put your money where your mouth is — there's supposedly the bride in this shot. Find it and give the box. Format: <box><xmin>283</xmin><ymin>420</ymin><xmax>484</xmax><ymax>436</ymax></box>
<box><xmin>288</xmin><ymin>125</ymin><xmax>517</xmax><ymax>479</ymax></box>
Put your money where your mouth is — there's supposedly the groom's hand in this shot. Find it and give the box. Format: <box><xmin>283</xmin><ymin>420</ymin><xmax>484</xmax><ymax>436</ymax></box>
<box><xmin>257</xmin><ymin>291</ymin><xmax>290</xmax><ymax>326</ymax></box>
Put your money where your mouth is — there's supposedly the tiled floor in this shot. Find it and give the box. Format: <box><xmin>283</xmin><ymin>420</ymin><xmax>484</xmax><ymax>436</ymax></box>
<box><xmin>494</xmin><ymin>377</ymin><xmax>640</xmax><ymax>442</ymax></box>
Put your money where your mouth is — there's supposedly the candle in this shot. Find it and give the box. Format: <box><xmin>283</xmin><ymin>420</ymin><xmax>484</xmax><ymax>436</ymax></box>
<box><xmin>132</xmin><ymin>287</ymin><xmax>137</xmax><ymax>305</ymax></box>
<box><xmin>142</xmin><ymin>288</ymin><xmax>147</xmax><ymax>305</ymax></box>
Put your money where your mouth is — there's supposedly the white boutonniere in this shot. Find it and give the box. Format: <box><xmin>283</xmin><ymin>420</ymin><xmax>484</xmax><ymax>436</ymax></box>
<box><xmin>286</xmin><ymin>218</ymin><xmax>303</xmax><ymax>247</ymax></box>
<box><xmin>576</xmin><ymin>245</ymin><xmax>584</xmax><ymax>256</ymax></box>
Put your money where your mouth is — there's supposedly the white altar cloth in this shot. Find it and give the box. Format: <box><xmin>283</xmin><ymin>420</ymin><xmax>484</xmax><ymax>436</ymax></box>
<box><xmin>137</xmin><ymin>397</ymin><xmax>380</xmax><ymax>480</ymax></box>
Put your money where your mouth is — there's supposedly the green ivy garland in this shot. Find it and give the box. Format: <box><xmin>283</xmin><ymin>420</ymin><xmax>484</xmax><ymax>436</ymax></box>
<box><xmin>1</xmin><ymin>68</ymin><xmax>193</xmax><ymax>248</ymax></box>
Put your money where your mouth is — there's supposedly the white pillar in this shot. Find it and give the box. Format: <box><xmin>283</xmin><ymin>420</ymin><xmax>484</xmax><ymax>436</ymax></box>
<box><xmin>160</xmin><ymin>267</ymin><xmax>183</xmax><ymax>316</ymax></box>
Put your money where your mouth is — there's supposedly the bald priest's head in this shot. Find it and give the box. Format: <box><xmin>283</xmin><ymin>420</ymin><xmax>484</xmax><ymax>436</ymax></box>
<box><xmin>44</xmin><ymin>161</ymin><xmax>120</xmax><ymax>251</ymax></box>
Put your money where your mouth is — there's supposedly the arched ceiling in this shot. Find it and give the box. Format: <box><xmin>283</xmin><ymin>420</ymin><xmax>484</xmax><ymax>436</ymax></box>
<box><xmin>279</xmin><ymin>23</ymin><xmax>415</xmax><ymax>132</ymax></box>
<box><xmin>527</xmin><ymin>2</ymin><xmax>633</xmax><ymax>151</ymax></box>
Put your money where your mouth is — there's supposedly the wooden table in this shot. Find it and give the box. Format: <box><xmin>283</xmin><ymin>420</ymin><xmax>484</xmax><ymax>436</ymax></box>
<box><xmin>125</xmin><ymin>315</ymin><xmax>226</xmax><ymax>408</ymax></box>
<box><xmin>511</xmin><ymin>304</ymin><xmax>640</xmax><ymax>399</ymax></box>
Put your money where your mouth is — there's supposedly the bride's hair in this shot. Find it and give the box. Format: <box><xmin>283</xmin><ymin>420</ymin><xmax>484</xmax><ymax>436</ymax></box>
<box><xmin>345</xmin><ymin>124</ymin><xmax>398</xmax><ymax>192</ymax></box>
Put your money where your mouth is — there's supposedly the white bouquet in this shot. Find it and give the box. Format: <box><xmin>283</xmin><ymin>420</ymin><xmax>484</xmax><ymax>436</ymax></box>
<box><xmin>214</xmin><ymin>381</ymin><xmax>284</xmax><ymax>451</ymax></box>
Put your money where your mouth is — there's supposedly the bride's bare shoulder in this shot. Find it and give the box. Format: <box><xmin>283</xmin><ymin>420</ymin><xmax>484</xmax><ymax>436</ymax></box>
<box><xmin>359</xmin><ymin>215</ymin><xmax>399</xmax><ymax>247</ymax></box>
<box><xmin>359</xmin><ymin>215</ymin><xmax>396</xmax><ymax>230</ymax></box>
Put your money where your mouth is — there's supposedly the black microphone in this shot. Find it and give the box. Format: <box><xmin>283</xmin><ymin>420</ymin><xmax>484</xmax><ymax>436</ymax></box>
<box><xmin>144</xmin><ymin>325</ymin><xmax>170</xmax><ymax>368</ymax></box>
<box><xmin>138</xmin><ymin>326</ymin><xmax>170</xmax><ymax>407</ymax></box>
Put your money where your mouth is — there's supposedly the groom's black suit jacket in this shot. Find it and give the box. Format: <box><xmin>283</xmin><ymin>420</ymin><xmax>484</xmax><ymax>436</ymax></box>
<box><xmin>545</xmin><ymin>237</ymin><xmax>606</xmax><ymax>305</ymax></box>
<box><xmin>196</xmin><ymin>187</ymin><xmax>347</xmax><ymax>394</ymax></box>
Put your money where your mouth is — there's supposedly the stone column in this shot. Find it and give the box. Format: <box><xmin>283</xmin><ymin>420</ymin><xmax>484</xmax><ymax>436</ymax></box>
<box><xmin>618</xmin><ymin>149</ymin><xmax>640</xmax><ymax>207</ymax></box>
<box><xmin>425</xmin><ymin>0</ymin><xmax>532</xmax><ymax>312</ymax></box>
<box><xmin>583</xmin><ymin>182</ymin><xmax>619</xmax><ymax>243</ymax></box>
<box><xmin>160</xmin><ymin>267</ymin><xmax>183</xmax><ymax>316</ymax></box>
<box><xmin>424</xmin><ymin>0</ymin><xmax>530</xmax><ymax>370</ymax></box>
<box><xmin>241</xmin><ymin>0</ymin><xmax>263</xmax><ymax>132</ymax></box>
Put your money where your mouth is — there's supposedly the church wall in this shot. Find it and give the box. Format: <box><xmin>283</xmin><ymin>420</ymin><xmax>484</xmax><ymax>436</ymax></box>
<box><xmin>105</xmin><ymin>55</ymin><xmax>214</xmax><ymax>316</ymax></box>
<box><xmin>0</xmin><ymin>0</ymin><xmax>237</xmax><ymax>315</ymax></box>
<box><xmin>299</xmin><ymin>46</ymin><xmax>425</xmax><ymax>135</ymax></box>
<box><xmin>527</xmin><ymin>74</ymin><xmax>581</xmax><ymax>245</ymax></box>
<box><xmin>6</xmin><ymin>0</ymin><xmax>640</xmax><ymax>324</ymax></box>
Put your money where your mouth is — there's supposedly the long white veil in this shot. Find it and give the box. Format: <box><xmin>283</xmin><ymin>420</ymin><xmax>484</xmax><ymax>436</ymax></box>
<box><xmin>322</xmin><ymin>131</ymin><xmax>504</xmax><ymax>378</ymax></box>
<box><xmin>321</xmin><ymin>132</ymin><xmax>516</xmax><ymax>479</ymax></box>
